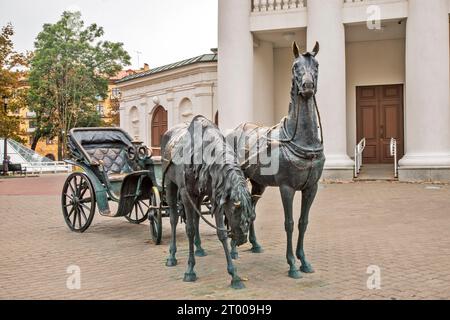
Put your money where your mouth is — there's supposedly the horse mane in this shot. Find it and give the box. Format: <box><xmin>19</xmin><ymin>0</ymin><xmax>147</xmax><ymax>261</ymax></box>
<box><xmin>187</xmin><ymin>116</ymin><xmax>253</xmax><ymax>219</ymax></box>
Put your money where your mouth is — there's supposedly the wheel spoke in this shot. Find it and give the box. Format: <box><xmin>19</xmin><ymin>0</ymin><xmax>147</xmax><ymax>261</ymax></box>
<box><xmin>77</xmin><ymin>177</ymin><xmax>84</xmax><ymax>196</ymax></box>
<box><xmin>68</xmin><ymin>181</ymin><xmax>76</xmax><ymax>195</ymax></box>
<box><xmin>139</xmin><ymin>200</ymin><xmax>150</xmax><ymax>209</ymax></box>
<box><xmin>79</xmin><ymin>206</ymin><xmax>88</xmax><ymax>222</ymax></box>
<box><xmin>67</xmin><ymin>206</ymin><xmax>75</xmax><ymax>219</ymax></box>
<box><xmin>79</xmin><ymin>197</ymin><xmax>92</xmax><ymax>204</ymax></box>
<box><xmin>137</xmin><ymin>201</ymin><xmax>145</xmax><ymax>218</ymax></box>
<box><xmin>73</xmin><ymin>208</ymin><xmax>78</xmax><ymax>228</ymax></box>
<box><xmin>78</xmin><ymin>210</ymin><xmax>82</xmax><ymax>229</ymax></box>
<box><xmin>64</xmin><ymin>193</ymin><xmax>74</xmax><ymax>201</ymax></box>
<box><xmin>80</xmin><ymin>202</ymin><xmax>91</xmax><ymax>212</ymax></box>
<box><xmin>63</xmin><ymin>203</ymin><xmax>73</xmax><ymax>208</ymax></box>
<box><xmin>79</xmin><ymin>185</ymin><xmax>88</xmax><ymax>198</ymax></box>
<box><xmin>80</xmin><ymin>207</ymin><xmax>87</xmax><ymax>221</ymax></box>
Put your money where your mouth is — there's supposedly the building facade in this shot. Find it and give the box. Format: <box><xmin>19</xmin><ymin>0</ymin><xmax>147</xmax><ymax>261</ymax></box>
<box><xmin>218</xmin><ymin>0</ymin><xmax>450</xmax><ymax>182</ymax></box>
<box><xmin>116</xmin><ymin>53</ymin><xmax>218</xmax><ymax>156</ymax></box>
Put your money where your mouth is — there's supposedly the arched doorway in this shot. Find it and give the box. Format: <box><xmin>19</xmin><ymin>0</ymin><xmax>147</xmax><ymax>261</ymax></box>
<box><xmin>151</xmin><ymin>106</ymin><xmax>168</xmax><ymax>156</ymax></box>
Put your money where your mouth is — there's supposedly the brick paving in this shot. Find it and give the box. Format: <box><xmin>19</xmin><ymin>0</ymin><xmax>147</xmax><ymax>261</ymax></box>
<box><xmin>0</xmin><ymin>174</ymin><xmax>450</xmax><ymax>300</ymax></box>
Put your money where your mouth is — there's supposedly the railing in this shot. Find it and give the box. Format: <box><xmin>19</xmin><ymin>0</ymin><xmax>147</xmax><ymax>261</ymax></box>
<box><xmin>390</xmin><ymin>138</ymin><xmax>398</xmax><ymax>178</ymax></box>
<box><xmin>354</xmin><ymin>138</ymin><xmax>366</xmax><ymax>178</ymax></box>
<box><xmin>22</xmin><ymin>161</ymin><xmax>73</xmax><ymax>174</ymax></box>
<box><xmin>252</xmin><ymin>0</ymin><xmax>306</xmax><ymax>12</ymax></box>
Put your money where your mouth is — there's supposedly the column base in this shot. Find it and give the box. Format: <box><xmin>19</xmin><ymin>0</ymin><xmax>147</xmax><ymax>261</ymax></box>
<box><xmin>321</xmin><ymin>154</ymin><xmax>355</xmax><ymax>181</ymax></box>
<box><xmin>398</xmin><ymin>154</ymin><xmax>450</xmax><ymax>182</ymax></box>
<box><xmin>321</xmin><ymin>168</ymin><xmax>354</xmax><ymax>181</ymax></box>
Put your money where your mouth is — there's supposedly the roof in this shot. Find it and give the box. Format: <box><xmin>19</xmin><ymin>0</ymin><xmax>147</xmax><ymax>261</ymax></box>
<box><xmin>110</xmin><ymin>69</ymin><xmax>137</xmax><ymax>81</ymax></box>
<box><xmin>115</xmin><ymin>53</ymin><xmax>217</xmax><ymax>84</ymax></box>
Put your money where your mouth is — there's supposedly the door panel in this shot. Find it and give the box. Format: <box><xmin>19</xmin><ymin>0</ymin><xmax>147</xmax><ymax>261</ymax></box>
<box><xmin>356</xmin><ymin>85</ymin><xmax>404</xmax><ymax>164</ymax></box>
<box><xmin>151</xmin><ymin>106</ymin><xmax>168</xmax><ymax>156</ymax></box>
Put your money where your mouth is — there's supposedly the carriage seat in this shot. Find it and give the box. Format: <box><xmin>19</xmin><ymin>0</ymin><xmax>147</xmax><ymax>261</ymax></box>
<box><xmin>85</xmin><ymin>147</ymin><xmax>133</xmax><ymax>182</ymax></box>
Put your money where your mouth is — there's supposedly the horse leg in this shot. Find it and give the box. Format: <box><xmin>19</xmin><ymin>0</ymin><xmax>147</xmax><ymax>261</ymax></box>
<box><xmin>181</xmin><ymin>191</ymin><xmax>197</xmax><ymax>282</ymax></box>
<box><xmin>215</xmin><ymin>213</ymin><xmax>245</xmax><ymax>289</ymax></box>
<box><xmin>280</xmin><ymin>184</ymin><xmax>301</xmax><ymax>279</ymax></box>
<box><xmin>296</xmin><ymin>183</ymin><xmax>318</xmax><ymax>273</ymax></box>
<box><xmin>194</xmin><ymin>204</ymin><xmax>207</xmax><ymax>257</ymax></box>
<box><xmin>165</xmin><ymin>182</ymin><xmax>179</xmax><ymax>267</ymax></box>
<box><xmin>249</xmin><ymin>182</ymin><xmax>265</xmax><ymax>253</ymax></box>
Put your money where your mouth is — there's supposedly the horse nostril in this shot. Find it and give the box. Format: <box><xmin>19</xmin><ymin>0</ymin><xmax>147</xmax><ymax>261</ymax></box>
<box><xmin>303</xmin><ymin>82</ymin><xmax>314</xmax><ymax>90</ymax></box>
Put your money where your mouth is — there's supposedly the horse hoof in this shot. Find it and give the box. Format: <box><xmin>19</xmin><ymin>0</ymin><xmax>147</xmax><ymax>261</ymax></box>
<box><xmin>230</xmin><ymin>279</ymin><xmax>245</xmax><ymax>290</ymax></box>
<box><xmin>231</xmin><ymin>252</ymin><xmax>239</xmax><ymax>260</ymax></box>
<box><xmin>165</xmin><ymin>258</ymin><xmax>177</xmax><ymax>267</ymax></box>
<box><xmin>288</xmin><ymin>270</ymin><xmax>303</xmax><ymax>279</ymax></box>
<box><xmin>195</xmin><ymin>249</ymin><xmax>207</xmax><ymax>257</ymax></box>
<box><xmin>300</xmin><ymin>264</ymin><xmax>315</xmax><ymax>274</ymax></box>
<box><xmin>251</xmin><ymin>246</ymin><xmax>263</xmax><ymax>254</ymax></box>
<box><xmin>183</xmin><ymin>272</ymin><xmax>197</xmax><ymax>282</ymax></box>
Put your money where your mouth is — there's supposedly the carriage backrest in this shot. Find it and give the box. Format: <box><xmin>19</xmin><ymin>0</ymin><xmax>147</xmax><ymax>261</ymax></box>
<box><xmin>68</xmin><ymin>128</ymin><xmax>135</xmax><ymax>174</ymax></box>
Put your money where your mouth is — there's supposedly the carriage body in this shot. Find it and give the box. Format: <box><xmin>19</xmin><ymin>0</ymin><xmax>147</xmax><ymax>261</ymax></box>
<box><xmin>61</xmin><ymin>127</ymin><xmax>165</xmax><ymax>241</ymax></box>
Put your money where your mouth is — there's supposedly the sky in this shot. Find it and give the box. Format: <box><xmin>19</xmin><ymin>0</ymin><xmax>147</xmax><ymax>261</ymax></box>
<box><xmin>0</xmin><ymin>0</ymin><xmax>218</xmax><ymax>69</ymax></box>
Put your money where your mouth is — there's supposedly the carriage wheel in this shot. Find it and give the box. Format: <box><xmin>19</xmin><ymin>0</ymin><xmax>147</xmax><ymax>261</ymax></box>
<box><xmin>148</xmin><ymin>186</ymin><xmax>162</xmax><ymax>245</ymax></box>
<box><xmin>125</xmin><ymin>198</ymin><xmax>149</xmax><ymax>224</ymax></box>
<box><xmin>61</xmin><ymin>172</ymin><xmax>96</xmax><ymax>233</ymax></box>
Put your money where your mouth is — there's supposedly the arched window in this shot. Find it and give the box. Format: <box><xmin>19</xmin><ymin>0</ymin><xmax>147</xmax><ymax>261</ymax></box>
<box><xmin>214</xmin><ymin>111</ymin><xmax>219</xmax><ymax>126</ymax></box>
<box><xmin>129</xmin><ymin>106</ymin><xmax>140</xmax><ymax>139</ymax></box>
<box><xmin>151</xmin><ymin>105</ymin><xmax>168</xmax><ymax>156</ymax></box>
<box><xmin>179</xmin><ymin>98</ymin><xmax>194</xmax><ymax>122</ymax></box>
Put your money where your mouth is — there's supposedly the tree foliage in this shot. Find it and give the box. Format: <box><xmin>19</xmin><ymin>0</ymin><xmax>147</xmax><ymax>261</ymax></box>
<box><xmin>28</xmin><ymin>11</ymin><xmax>130</xmax><ymax>158</ymax></box>
<box><xmin>0</xmin><ymin>23</ymin><xmax>29</xmax><ymax>142</ymax></box>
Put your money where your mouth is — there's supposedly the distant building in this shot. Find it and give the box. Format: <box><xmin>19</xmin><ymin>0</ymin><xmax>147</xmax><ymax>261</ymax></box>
<box><xmin>116</xmin><ymin>52</ymin><xmax>218</xmax><ymax>156</ymax></box>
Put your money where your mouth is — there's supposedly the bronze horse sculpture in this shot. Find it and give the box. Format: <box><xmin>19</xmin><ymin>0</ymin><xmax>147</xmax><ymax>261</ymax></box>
<box><xmin>227</xmin><ymin>41</ymin><xmax>324</xmax><ymax>279</ymax></box>
<box><xmin>161</xmin><ymin>115</ymin><xmax>255</xmax><ymax>289</ymax></box>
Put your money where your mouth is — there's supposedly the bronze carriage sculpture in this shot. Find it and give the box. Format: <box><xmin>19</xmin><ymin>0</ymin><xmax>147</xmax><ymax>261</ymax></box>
<box><xmin>61</xmin><ymin>127</ymin><xmax>212</xmax><ymax>245</ymax></box>
<box><xmin>61</xmin><ymin>128</ymin><xmax>164</xmax><ymax>238</ymax></box>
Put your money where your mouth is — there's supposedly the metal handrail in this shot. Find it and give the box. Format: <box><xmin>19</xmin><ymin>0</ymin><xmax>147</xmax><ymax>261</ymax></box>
<box><xmin>390</xmin><ymin>138</ymin><xmax>398</xmax><ymax>178</ymax></box>
<box><xmin>21</xmin><ymin>161</ymin><xmax>73</xmax><ymax>174</ymax></box>
<box><xmin>354</xmin><ymin>138</ymin><xmax>366</xmax><ymax>178</ymax></box>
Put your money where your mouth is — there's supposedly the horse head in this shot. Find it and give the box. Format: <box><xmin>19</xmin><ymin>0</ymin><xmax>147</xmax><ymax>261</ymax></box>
<box><xmin>220</xmin><ymin>171</ymin><xmax>254</xmax><ymax>246</ymax></box>
<box><xmin>292</xmin><ymin>41</ymin><xmax>320</xmax><ymax>100</ymax></box>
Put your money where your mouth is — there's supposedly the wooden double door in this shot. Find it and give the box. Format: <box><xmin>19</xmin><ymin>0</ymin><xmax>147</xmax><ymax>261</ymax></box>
<box><xmin>356</xmin><ymin>84</ymin><xmax>404</xmax><ymax>164</ymax></box>
<box><xmin>151</xmin><ymin>106</ymin><xmax>168</xmax><ymax>156</ymax></box>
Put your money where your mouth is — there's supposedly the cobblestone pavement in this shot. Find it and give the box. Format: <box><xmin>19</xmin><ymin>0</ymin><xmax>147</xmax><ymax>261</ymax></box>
<box><xmin>1</xmin><ymin>174</ymin><xmax>450</xmax><ymax>300</ymax></box>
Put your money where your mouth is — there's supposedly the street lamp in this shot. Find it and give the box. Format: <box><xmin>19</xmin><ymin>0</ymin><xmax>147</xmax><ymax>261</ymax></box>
<box><xmin>2</xmin><ymin>95</ymin><xmax>9</xmax><ymax>175</ymax></box>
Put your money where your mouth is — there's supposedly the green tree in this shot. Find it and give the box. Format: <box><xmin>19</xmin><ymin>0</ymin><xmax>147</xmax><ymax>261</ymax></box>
<box><xmin>0</xmin><ymin>23</ymin><xmax>29</xmax><ymax>142</ymax></box>
<box><xmin>28</xmin><ymin>11</ymin><xmax>130</xmax><ymax>159</ymax></box>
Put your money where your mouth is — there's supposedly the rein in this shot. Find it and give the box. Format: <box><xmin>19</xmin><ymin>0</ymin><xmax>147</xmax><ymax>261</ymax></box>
<box><xmin>260</xmin><ymin>93</ymin><xmax>323</xmax><ymax>144</ymax></box>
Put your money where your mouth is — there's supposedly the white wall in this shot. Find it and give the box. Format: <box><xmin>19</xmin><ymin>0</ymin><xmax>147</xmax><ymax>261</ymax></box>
<box><xmin>345</xmin><ymin>39</ymin><xmax>406</xmax><ymax>155</ymax></box>
<box><xmin>253</xmin><ymin>40</ymin><xmax>275</xmax><ymax>125</ymax></box>
<box><xmin>118</xmin><ymin>64</ymin><xmax>217</xmax><ymax>147</ymax></box>
<box><xmin>273</xmin><ymin>47</ymin><xmax>292</xmax><ymax>123</ymax></box>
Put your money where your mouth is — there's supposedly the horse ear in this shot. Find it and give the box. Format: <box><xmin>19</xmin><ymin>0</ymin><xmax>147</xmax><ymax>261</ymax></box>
<box><xmin>292</xmin><ymin>41</ymin><xmax>300</xmax><ymax>58</ymax></box>
<box><xmin>312</xmin><ymin>41</ymin><xmax>320</xmax><ymax>57</ymax></box>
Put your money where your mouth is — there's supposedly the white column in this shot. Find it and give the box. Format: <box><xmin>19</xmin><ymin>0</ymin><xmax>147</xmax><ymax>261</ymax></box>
<box><xmin>399</xmin><ymin>0</ymin><xmax>450</xmax><ymax>169</ymax></box>
<box><xmin>307</xmin><ymin>0</ymin><xmax>353</xmax><ymax>171</ymax></box>
<box><xmin>218</xmin><ymin>0</ymin><xmax>254</xmax><ymax>131</ymax></box>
